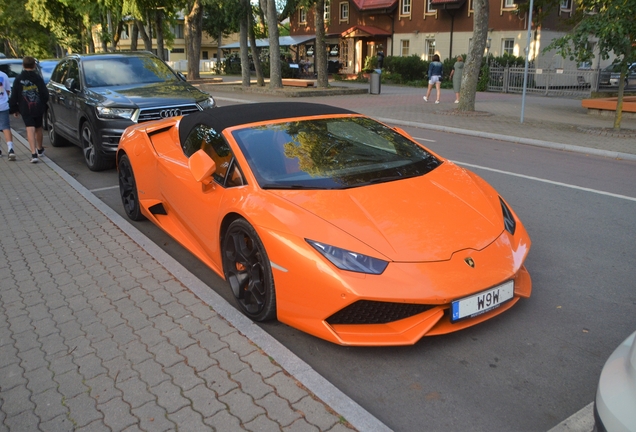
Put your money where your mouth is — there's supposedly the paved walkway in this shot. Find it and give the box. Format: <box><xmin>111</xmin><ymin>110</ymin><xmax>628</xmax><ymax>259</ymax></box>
<box><xmin>0</xmin><ymin>136</ymin><xmax>385</xmax><ymax>431</ymax></box>
<box><xmin>2</xmin><ymin>82</ymin><xmax>632</xmax><ymax>432</ymax></box>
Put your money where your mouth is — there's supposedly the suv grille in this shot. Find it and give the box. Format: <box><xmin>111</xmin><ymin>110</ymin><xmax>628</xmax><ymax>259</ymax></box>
<box><xmin>138</xmin><ymin>104</ymin><xmax>200</xmax><ymax>122</ymax></box>
<box><xmin>326</xmin><ymin>300</ymin><xmax>435</xmax><ymax>325</ymax></box>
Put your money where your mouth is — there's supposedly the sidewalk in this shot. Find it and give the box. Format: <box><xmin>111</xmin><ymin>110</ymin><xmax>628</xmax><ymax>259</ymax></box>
<box><xmin>0</xmin><ymin>136</ymin><xmax>388</xmax><ymax>431</ymax></box>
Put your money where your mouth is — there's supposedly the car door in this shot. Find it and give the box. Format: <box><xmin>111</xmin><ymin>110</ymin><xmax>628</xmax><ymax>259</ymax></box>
<box><xmin>47</xmin><ymin>60</ymin><xmax>76</xmax><ymax>139</ymax></box>
<box><xmin>150</xmin><ymin>124</ymin><xmax>243</xmax><ymax>262</ymax></box>
<box><xmin>56</xmin><ymin>59</ymin><xmax>82</xmax><ymax>139</ymax></box>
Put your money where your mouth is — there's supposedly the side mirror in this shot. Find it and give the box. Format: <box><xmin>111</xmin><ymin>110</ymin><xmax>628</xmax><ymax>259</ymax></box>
<box><xmin>189</xmin><ymin>149</ymin><xmax>216</xmax><ymax>183</ymax></box>
<box><xmin>64</xmin><ymin>78</ymin><xmax>77</xmax><ymax>92</ymax></box>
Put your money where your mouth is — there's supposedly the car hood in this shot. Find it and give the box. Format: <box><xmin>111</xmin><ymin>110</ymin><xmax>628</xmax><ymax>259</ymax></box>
<box><xmin>270</xmin><ymin>163</ymin><xmax>504</xmax><ymax>262</ymax></box>
<box><xmin>87</xmin><ymin>81</ymin><xmax>209</xmax><ymax>107</ymax></box>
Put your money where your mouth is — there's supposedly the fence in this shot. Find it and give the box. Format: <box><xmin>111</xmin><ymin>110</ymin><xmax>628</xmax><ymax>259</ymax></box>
<box><xmin>488</xmin><ymin>66</ymin><xmax>599</xmax><ymax>97</ymax></box>
<box><xmin>166</xmin><ymin>59</ymin><xmax>220</xmax><ymax>73</ymax></box>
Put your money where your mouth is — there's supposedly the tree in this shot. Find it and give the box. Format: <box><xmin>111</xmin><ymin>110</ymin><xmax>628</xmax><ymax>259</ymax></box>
<box><xmin>185</xmin><ymin>0</ymin><xmax>204</xmax><ymax>79</ymax></box>
<box><xmin>314</xmin><ymin>0</ymin><xmax>328</xmax><ymax>87</ymax></box>
<box><xmin>0</xmin><ymin>0</ymin><xmax>54</xmax><ymax>57</ymax></box>
<box><xmin>202</xmin><ymin>0</ymin><xmax>241</xmax><ymax>74</ymax></box>
<box><xmin>457</xmin><ymin>0</ymin><xmax>489</xmax><ymax>111</ymax></box>
<box><xmin>545</xmin><ymin>0</ymin><xmax>636</xmax><ymax>130</ymax></box>
<box><xmin>260</xmin><ymin>0</ymin><xmax>282</xmax><ymax>88</ymax></box>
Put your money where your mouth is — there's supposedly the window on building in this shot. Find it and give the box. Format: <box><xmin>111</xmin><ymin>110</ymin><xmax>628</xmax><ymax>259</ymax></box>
<box><xmin>503</xmin><ymin>0</ymin><xmax>515</xmax><ymax>7</ymax></box>
<box><xmin>299</xmin><ymin>8</ymin><xmax>307</xmax><ymax>23</ymax></box>
<box><xmin>560</xmin><ymin>0</ymin><xmax>571</xmax><ymax>9</ymax></box>
<box><xmin>171</xmin><ymin>48</ymin><xmax>184</xmax><ymax>54</ymax></box>
<box><xmin>340</xmin><ymin>2</ymin><xmax>349</xmax><ymax>21</ymax></box>
<box><xmin>502</xmin><ymin>38</ymin><xmax>515</xmax><ymax>55</ymax></box>
<box><xmin>425</xmin><ymin>39</ymin><xmax>436</xmax><ymax>60</ymax></box>
<box><xmin>401</xmin><ymin>40</ymin><xmax>410</xmax><ymax>57</ymax></box>
<box><xmin>402</xmin><ymin>0</ymin><xmax>411</xmax><ymax>15</ymax></box>
<box><xmin>172</xmin><ymin>24</ymin><xmax>184</xmax><ymax>39</ymax></box>
<box><xmin>325</xmin><ymin>0</ymin><xmax>330</xmax><ymax>21</ymax></box>
<box><xmin>426</xmin><ymin>0</ymin><xmax>435</xmax><ymax>12</ymax></box>
<box><xmin>202</xmin><ymin>51</ymin><xmax>209</xmax><ymax>60</ymax></box>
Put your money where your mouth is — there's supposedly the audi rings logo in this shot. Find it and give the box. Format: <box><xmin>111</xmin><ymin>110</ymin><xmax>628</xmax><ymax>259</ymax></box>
<box><xmin>160</xmin><ymin>108</ymin><xmax>182</xmax><ymax>118</ymax></box>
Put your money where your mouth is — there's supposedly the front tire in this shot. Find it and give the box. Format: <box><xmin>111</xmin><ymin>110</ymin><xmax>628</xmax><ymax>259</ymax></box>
<box><xmin>222</xmin><ymin>219</ymin><xmax>277</xmax><ymax>322</ymax></box>
<box><xmin>81</xmin><ymin>121</ymin><xmax>113</xmax><ymax>171</ymax></box>
<box><xmin>118</xmin><ymin>154</ymin><xmax>145</xmax><ymax>221</ymax></box>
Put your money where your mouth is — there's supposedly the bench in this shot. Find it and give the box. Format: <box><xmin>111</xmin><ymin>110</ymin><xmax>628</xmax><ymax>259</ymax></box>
<box><xmin>582</xmin><ymin>96</ymin><xmax>636</xmax><ymax>113</ymax></box>
<box><xmin>282</xmin><ymin>79</ymin><xmax>315</xmax><ymax>88</ymax></box>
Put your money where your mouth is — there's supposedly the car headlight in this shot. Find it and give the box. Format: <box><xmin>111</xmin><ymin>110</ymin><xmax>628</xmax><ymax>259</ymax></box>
<box><xmin>306</xmin><ymin>240</ymin><xmax>388</xmax><ymax>275</ymax></box>
<box><xmin>198</xmin><ymin>97</ymin><xmax>216</xmax><ymax>110</ymax></box>
<box><xmin>500</xmin><ymin>197</ymin><xmax>516</xmax><ymax>235</ymax></box>
<box><xmin>96</xmin><ymin>106</ymin><xmax>136</xmax><ymax>120</ymax></box>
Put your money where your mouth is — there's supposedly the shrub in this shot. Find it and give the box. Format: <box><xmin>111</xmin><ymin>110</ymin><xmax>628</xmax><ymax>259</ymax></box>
<box><xmin>384</xmin><ymin>55</ymin><xmax>427</xmax><ymax>82</ymax></box>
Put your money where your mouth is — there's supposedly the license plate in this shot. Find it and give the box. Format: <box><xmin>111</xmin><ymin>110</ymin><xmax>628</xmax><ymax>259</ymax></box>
<box><xmin>451</xmin><ymin>281</ymin><xmax>514</xmax><ymax>323</ymax></box>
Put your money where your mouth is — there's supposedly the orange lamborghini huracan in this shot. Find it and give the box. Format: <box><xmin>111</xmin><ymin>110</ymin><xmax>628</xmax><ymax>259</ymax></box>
<box><xmin>117</xmin><ymin>102</ymin><xmax>531</xmax><ymax>346</ymax></box>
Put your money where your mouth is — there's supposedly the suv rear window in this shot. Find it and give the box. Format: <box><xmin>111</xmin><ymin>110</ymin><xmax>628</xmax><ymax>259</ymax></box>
<box><xmin>83</xmin><ymin>56</ymin><xmax>179</xmax><ymax>87</ymax></box>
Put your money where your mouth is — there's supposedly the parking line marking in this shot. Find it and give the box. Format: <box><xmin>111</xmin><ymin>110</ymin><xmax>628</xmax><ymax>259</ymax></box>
<box><xmin>456</xmin><ymin>161</ymin><xmax>636</xmax><ymax>202</ymax></box>
<box><xmin>414</xmin><ymin>136</ymin><xmax>436</xmax><ymax>142</ymax></box>
<box><xmin>90</xmin><ymin>185</ymin><xmax>120</xmax><ymax>192</ymax></box>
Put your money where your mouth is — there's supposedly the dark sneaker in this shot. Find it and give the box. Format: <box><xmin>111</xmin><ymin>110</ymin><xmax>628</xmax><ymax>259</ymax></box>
<box><xmin>37</xmin><ymin>148</ymin><xmax>45</xmax><ymax>157</ymax></box>
<box><xmin>31</xmin><ymin>154</ymin><xmax>39</xmax><ymax>163</ymax></box>
<box><xmin>8</xmin><ymin>149</ymin><xmax>16</xmax><ymax>161</ymax></box>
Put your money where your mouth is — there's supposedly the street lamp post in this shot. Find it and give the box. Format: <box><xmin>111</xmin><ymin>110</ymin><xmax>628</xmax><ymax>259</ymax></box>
<box><xmin>520</xmin><ymin>0</ymin><xmax>534</xmax><ymax>123</ymax></box>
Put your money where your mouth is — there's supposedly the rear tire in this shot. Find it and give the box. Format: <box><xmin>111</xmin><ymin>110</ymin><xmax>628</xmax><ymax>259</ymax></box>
<box><xmin>118</xmin><ymin>154</ymin><xmax>145</xmax><ymax>221</ymax></box>
<box><xmin>47</xmin><ymin>109</ymin><xmax>67</xmax><ymax>148</ymax></box>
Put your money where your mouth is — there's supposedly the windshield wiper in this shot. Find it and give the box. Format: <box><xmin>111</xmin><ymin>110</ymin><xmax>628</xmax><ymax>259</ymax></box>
<box><xmin>261</xmin><ymin>183</ymin><xmax>328</xmax><ymax>190</ymax></box>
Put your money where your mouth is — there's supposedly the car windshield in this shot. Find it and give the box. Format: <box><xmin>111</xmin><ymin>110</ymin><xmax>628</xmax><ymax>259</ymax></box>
<box><xmin>82</xmin><ymin>56</ymin><xmax>179</xmax><ymax>87</ymax></box>
<box><xmin>233</xmin><ymin>116</ymin><xmax>441</xmax><ymax>190</ymax></box>
<box><xmin>0</xmin><ymin>62</ymin><xmax>23</xmax><ymax>78</ymax></box>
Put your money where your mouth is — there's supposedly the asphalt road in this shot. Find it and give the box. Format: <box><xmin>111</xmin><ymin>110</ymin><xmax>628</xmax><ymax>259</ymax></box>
<box><xmin>12</xmin><ymin>105</ymin><xmax>636</xmax><ymax>431</ymax></box>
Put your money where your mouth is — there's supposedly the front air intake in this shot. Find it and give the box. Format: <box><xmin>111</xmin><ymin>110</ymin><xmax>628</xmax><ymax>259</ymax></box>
<box><xmin>326</xmin><ymin>300</ymin><xmax>434</xmax><ymax>325</ymax></box>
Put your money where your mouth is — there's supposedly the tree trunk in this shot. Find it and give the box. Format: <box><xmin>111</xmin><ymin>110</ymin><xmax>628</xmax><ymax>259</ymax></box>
<box><xmin>185</xmin><ymin>0</ymin><xmax>203</xmax><ymax>80</ymax></box>
<box><xmin>216</xmin><ymin>30</ymin><xmax>223</xmax><ymax>74</ymax></box>
<box><xmin>248</xmin><ymin>6</ymin><xmax>264</xmax><ymax>86</ymax></box>
<box><xmin>107</xmin><ymin>11</ymin><xmax>115</xmax><ymax>52</ymax></box>
<box><xmin>101</xmin><ymin>14</ymin><xmax>108</xmax><ymax>52</ymax></box>
<box><xmin>113</xmin><ymin>20</ymin><xmax>123</xmax><ymax>50</ymax></box>
<box><xmin>137</xmin><ymin>20</ymin><xmax>152</xmax><ymax>51</ymax></box>
<box><xmin>614</xmin><ymin>67</ymin><xmax>626</xmax><ymax>129</ymax></box>
<box><xmin>457</xmin><ymin>0</ymin><xmax>489</xmax><ymax>111</ymax></box>
<box><xmin>131</xmin><ymin>21</ymin><xmax>139</xmax><ymax>51</ymax></box>
<box><xmin>239</xmin><ymin>0</ymin><xmax>251</xmax><ymax>87</ymax></box>
<box><xmin>261</xmin><ymin>0</ymin><xmax>282</xmax><ymax>88</ymax></box>
<box><xmin>315</xmin><ymin>0</ymin><xmax>328</xmax><ymax>87</ymax></box>
<box><xmin>155</xmin><ymin>9</ymin><xmax>165</xmax><ymax>60</ymax></box>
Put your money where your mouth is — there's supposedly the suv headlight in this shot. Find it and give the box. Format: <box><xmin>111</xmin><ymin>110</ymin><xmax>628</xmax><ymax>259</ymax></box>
<box><xmin>306</xmin><ymin>240</ymin><xmax>388</xmax><ymax>274</ymax></box>
<box><xmin>96</xmin><ymin>106</ymin><xmax>136</xmax><ymax>120</ymax></box>
<box><xmin>198</xmin><ymin>97</ymin><xmax>216</xmax><ymax>110</ymax></box>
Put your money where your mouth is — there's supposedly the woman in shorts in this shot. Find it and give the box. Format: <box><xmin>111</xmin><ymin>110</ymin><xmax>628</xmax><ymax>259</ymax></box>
<box><xmin>423</xmin><ymin>54</ymin><xmax>443</xmax><ymax>104</ymax></box>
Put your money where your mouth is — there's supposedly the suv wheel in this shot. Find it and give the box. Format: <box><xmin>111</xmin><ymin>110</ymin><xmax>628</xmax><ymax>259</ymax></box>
<box><xmin>47</xmin><ymin>109</ymin><xmax>67</xmax><ymax>147</ymax></box>
<box><xmin>81</xmin><ymin>121</ymin><xmax>113</xmax><ymax>171</ymax></box>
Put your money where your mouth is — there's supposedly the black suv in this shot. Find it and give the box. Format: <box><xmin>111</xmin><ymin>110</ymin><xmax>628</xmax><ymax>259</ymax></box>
<box><xmin>46</xmin><ymin>52</ymin><xmax>216</xmax><ymax>171</ymax></box>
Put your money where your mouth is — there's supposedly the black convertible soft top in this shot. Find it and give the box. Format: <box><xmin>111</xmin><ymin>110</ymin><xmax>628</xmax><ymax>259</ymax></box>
<box><xmin>178</xmin><ymin>102</ymin><xmax>356</xmax><ymax>146</ymax></box>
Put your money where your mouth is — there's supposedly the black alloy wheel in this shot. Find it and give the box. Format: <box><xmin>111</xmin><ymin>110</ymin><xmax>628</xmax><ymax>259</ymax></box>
<box><xmin>222</xmin><ymin>219</ymin><xmax>277</xmax><ymax>322</ymax></box>
<box><xmin>118</xmin><ymin>154</ymin><xmax>145</xmax><ymax>221</ymax></box>
<box><xmin>81</xmin><ymin>121</ymin><xmax>113</xmax><ymax>171</ymax></box>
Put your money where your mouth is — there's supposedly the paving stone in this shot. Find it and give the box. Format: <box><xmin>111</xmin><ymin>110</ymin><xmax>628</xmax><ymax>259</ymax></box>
<box><xmin>204</xmin><ymin>409</ymin><xmax>244</xmax><ymax>431</ymax></box>
<box><xmin>179</xmin><ymin>343</ymin><xmax>217</xmax><ymax>372</ymax></box>
<box><xmin>166</xmin><ymin>406</ymin><xmax>210</xmax><ymax>432</ymax></box>
<box><xmin>39</xmin><ymin>413</ymin><xmax>75</xmax><ymax>432</ymax></box>
<box><xmin>221</xmin><ymin>332</ymin><xmax>258</xmax><ymax>357</ymax></box>
<box><xmin>134</xmin><ymin>325</ymin><xmax>166</xmax><ymax>348</ymax></box>
<box><xmin>162</xmin><ymin>300</ymin><xmax>191</xmax><ymax>321</ymax></box>
<box><xmin>183</xmin><ymin>303</ymin><xmax>218</xmax><ymax>322</ymax></box>
<box><xmin>32</xmin><ymin>387</ymin><xmax>68</xmax><ymax>422</ymax></box>
<box><xmin>65</xmin><ymin>389</ymin><xmax>104</xmax><ymax>427</ymax></box>
<box><xmin>0</xmin><ymin>361</ymin><xmax>27</xmax><ymax>391</ymax></box>
<box><xmin>164</xmin><ymin>361</ymin><xmax>204</xmax><ymax>392</ymax></box>
<box><xmin>109</xmin><ymin>323</ymin><xmax>137</xmax><ymax>346</ymax></box>
<box><xmin>66</xmin><ymin>335</ymin><xmax>97</xmax><ymax>359</ymax></box>
<box><xmin>97</xmin><ymin>308</ymin><xmax>126</xmax><ymax>330</ymax></box>
<box><xmin>232</xmin><ymin>367</ymin><xmax>274</xmax><ymax>400</ymax></box>
<box><xmin>201</xmin><ymin>315</ymin><xmax>237</xmax><ymax>338</ymax></box>
<box><xmin>26</xmin><ymin>302</ymin><xmax>51</xmax><ymax>322</ymax></box>
<box><xmin>242</xmin><ymin>350</ymin><xmax>281</xmax><ymax>379</ymax></box>
<box><xmin>138</xmin><ymin>299</ymin><xmax>164</xmax><ymax>318</ymax></box>
<box><xmin>92</xmin><ymin>338</ymin><xmax>124</xmax><ymax>363</ymax></box>
<box><xmin>82</xmin><ymin>321</ymin><xmax>111</xmax><ymax>344</ymax></box>
<box><xmin>74</xmin><ymin>419</ymin><xmax>112</xmax><ymax>432</ymax></box>
<box><xmin>85</xmin><ymin>374</ymin><xmax>122</xmax><ymax>404</ymax></box>
<box><xmin>24</xmin><ymin>366</ymin><xmax>57</xmax><ymax>395</ymax></box>
<box><xmin>256</xmin><ymin>392</ymin><xmax>302</xmax><ymax>427</ymax></box>
<box><xmin>2</xmin><ymin>409</ymin><xmax>40</xmax><ymax>431</ymax></box>
<box><xmin>283</xmin><ymin>418</ymin><xmax>320</xmax><ymax>432</ymax></box>
<box><xmin>121</xmin><ymin>424</ymin><xmax>145</xmax><ymax>432</ymax></box>
<box><xmin>148</xmin><ymin>343</ymin><xmax>185</xmax><ymax>368</ymax></box>
<box><xmin>75</xmin><ymin>353</ymin><xmax>107</xmax><ymax>380</ymax></box>
<box><xmin>163</xmin><ymin>327</ymin><xmax>197</xmax><ymax>350</ymax></box>
<box><xmin>219</xmin><ymin>388</ymin><xmax>265</xmax><ymax>423</ymax></box>
<box><xmin>193</xmin><ymin>330</ymin><xmax>227</xmax><ymax>355</ymax></box>
<box><xmin>55</xmin><ymin>369</ymin><xmax>90</xmax><ymax>400</ymax></box>
<box><xmin>214</xmin><ymin>347</ymin><xmax>248</xmax><ymax>375</ymax></box>
<box><xmin>151</xmin><ymin>313</ymin><xmax>179</xmax><ymax>333</ymax></box>
<box><xmin>99</xmin><ymin>396</ymin><xmax>138</xmax><ymax>431</ymax></box>
<box><xmin>49</xmin><ymin>354</ymin><xmax>78</xmax><ymax>377</ymax></box>
<box><xmin>244</xmin><ymin>413</ymin><xmax>282</xmax><ymax>432</ymax></box>
<box><xmin>326</xmin><ymin>421</ymin><xmax>356</xmax><ymax>431</ymax></box>
<box><xmin>49</xmin><ymin>306</ymin><xmax>75</xmax><ymax>325</ymax></box>
<box><xmin>101</xmin><ymin>356</ymin><xmax>137</xmax><ymax>384</ymax></box>
<box><xmin>150</xmin><ymin>380</ymin><xmax>190</xmax><ymax>414</ymax></box>
<box><xmin>266</xmin><ymin>372</ymin><xmax>309</xmax><ymax>404</ymax></box>
<box><xmin>292</xmin><ymin>395</ymin><xmax>338</xmax><ymax>431</ymax></box>
<box><xmin>120</xmin><ymin>340</ymin><xmax>153</xmax><ymax>365</ymax></box>
<box><xmin>0</xmin><ymin>384</ymin><xmax>34</xmax><ymax>417</ymax></box>
<box><xmin>0</xmin><ymin>343</ymin><xmax>19</xmax><ymax>368</ymax></box>
<box><xmin>17</xmin><ymin>346</ymin><xmax>48</xmax><ymax>372</ymax></box>
<box><xmin>57</xmin><ymin>319</ymin><xmax>85</xmax><ymax>342</ymax></box>
<box><xmin>132</xmin><ymin>401</ymin><xmax>176</xmax><ymax>432</ymax></box>
<box><xmin>8</xmin><ymin>313</ymin><xmax>33</xmax><ymax>335</ymax></box>
<box><xmin>134</xmin><ymin>359</ymin><xmax>170</xmax><ymax>388</ymax></box>
<box><xmin>199</xmin><ymin>364</ymin><xmax>239</xmax><ymax>397</ymax></box>
<box><xmin>183</xmin><ymin>383</ymin><xmax>225</xmax><ymax>417</ymax></box>
<box><xmin>116</xmin><ymin>376</ymin><xmax>156</xmax><ymax>409</ymax></box>
<box><xmin>40</xmin><ymin>333</ymin><xmax>68</xmax><ymax>358</ymax></box>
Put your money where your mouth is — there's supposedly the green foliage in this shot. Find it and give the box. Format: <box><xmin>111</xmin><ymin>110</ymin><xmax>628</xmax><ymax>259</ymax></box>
<box><xmin>477</xmin><ymin>61</ymin><xmax>490</xmax><ymax>92</ymax></box>
<box><xmin>363</xmin><ymin>55</ymin><xmax>378</xmax><ymax>72</ymax></box>
<box><xmin>490</xmin><ymin>53</ymin><xmax>525</xmax><ymax>67</ymax></box>
<box><xmin>383</xmin><ymin>55</ymin><xmax>427</xmax><ymax>82</ymax></box>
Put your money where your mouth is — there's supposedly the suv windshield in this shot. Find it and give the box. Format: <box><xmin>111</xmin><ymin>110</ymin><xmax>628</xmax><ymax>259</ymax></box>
<box><xmin>233</xmin><ymin>116</ymin><xmax>441</xmax><ymax>190</ymax></box>
<box><xmin>83</xmin><ymin>56</ymin><xmax>179</xmax><ymax>87</ymax></box>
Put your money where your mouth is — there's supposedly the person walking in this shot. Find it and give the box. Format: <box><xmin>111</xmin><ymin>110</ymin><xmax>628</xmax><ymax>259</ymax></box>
<box><xmin>423</xmin><ymin>54</ymin><xmax>443</xmax><ymax>104</ymax></box>
<box><xmin>9</xmin><ymin>56</ymin><xmax>49</xmax><ymax>163</ymax></box>
<box><xmin>377</xmin><ymin>45</ymin><xmax>385</xmax><ymax>69</ymax></box>
<box><xmin>0</xmin><ymin>70</ymin><xmax>16</xmax><ymax>160</ymax></box>
<box><xmin>449</xmin><ymin>55</ymin><xmax>465</xmax><ymax>103</ymax></box>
